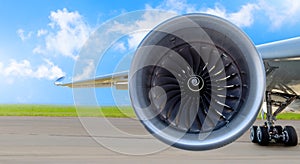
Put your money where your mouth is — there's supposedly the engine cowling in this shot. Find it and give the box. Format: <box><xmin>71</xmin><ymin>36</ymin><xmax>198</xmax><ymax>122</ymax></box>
<box><xmin>129</xmin><ymin>14</ymin><xmax>265</xmax><ymax>150</ymax></box>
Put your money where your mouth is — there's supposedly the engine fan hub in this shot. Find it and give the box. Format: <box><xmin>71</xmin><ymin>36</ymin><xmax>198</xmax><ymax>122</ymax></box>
<box><xmin>187</xmin><ymin>75</ymin><xmax>204</xmax><ymax>92</ymax></box>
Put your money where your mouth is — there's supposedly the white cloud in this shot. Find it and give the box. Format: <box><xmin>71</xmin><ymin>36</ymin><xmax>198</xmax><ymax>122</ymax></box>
<box><xmin>113</xmin><ymin>42</ymin><xmax>127</xmax><ymax>52</ymax></box>
<box><xmin>73</xmin><ymin>60</ymin><xmax>95</xmax><ymax>81</ymax></box>
<box><xmin>0</xmin><ymin>62</ymin><xmax>3</xmax><ymax>72</ymax></box>
<box><xmin>32</xmin><ymin>45</ymin><xmax>46</xmax><ymax>54</ymax></box>
<box><xmin>36</xmin><ymin>59</ymin><xmax>66</xmax><ymax>80</ymax></box>
<box><xmin>258</xmin><ymin>0</ymin><xmax>300</xmax><ymax>29</ymax></box>
<box><xmin>156</xmin><ymin>0</ymin><xmax>300</xmax><ymax>29</ymax></box>
<box><xmin>108</xmin><ymin>10</ymin><xmax>176</xmax><ymax>51</ymax></box>
<box><xmin>153</xmin><ymin>0</ymin><xmax>300</xmax><ymax>29</ymax></box>
<box><xmin>34</xmin><ymin>8</ymin><xmax>92</xmax><ymax>60</ymax></box>
<box><xmin>17</xmin><ymin>28</ymin><xmax>33</xmax><ymax>41</ymax></box>
<box><xmin>0</xmin><ymin>59</ymin><xmax>65</xmax><ymax>81</ymax></box>
<box><xmin>127</xmin><ymin>31</ymin><xmax>149</xmax><ymax>50</ymax></box>
<box><xmin>202</xmin><ymin>3</ymin><xmax>258</xmax><ymax>27</ymax></box>
<box><xmin>37</xmin><ymin>29</ymin><xmax>48</xmax><ymax>37</ymax></box>
<box><xmin>155</xmin><ymin>0</ymin><xmax>259</xmax><ymax>28</ymax></box>
<box><xmin>109</xmin><ymin>0</ymin><xmax>259</xmax><ymax>52</ymax></box>
<box><xmin>20</xmin><ymin>1</ymin><xmax>300</xmax><ymax>62</ymax></box>
<box><xmin>124</xmin><ymin>11</ymin><xmax>176</xmax><ymax>49</ymax></box>
<box><xmin>110</xmin><ymin>0</ymin><xmax>260</xmax><ymax>52</ymax></box>
<box><xmin>156</xmin><ymin>0</ymin><xmax>258</xmax><ymax>27</ymax></box>
<box><xmin>155</xmin><ymin>0</ymin><xmax>196</xmax><ymax>13</ymax></box>
<box><xmin>229</xmin><ymin>4</ymin><xmax>258</xmax><ymax>27</ymax></box>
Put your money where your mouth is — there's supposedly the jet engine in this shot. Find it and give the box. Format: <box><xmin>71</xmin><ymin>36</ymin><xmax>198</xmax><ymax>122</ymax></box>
<box><xmin>129</xmin><ymin>14</ymin><xmax>265</xmax><ymax>150</ymax></box>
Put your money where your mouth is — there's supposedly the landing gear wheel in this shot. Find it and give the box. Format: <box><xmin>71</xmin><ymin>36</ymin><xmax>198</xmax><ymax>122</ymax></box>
<box><xmin>257</xmin><ymin>126</ymin><xmax>269</xmax><ymax>146</ymax></box>
<box><xmin>250</xmin><ymin>126</ymin><xmax>258</xmax><ymax>143</ymax></box>
<box><xmin>283</xmin><ymin>126</ymin><xmax>298</xmax><ymax>146</ymax></box>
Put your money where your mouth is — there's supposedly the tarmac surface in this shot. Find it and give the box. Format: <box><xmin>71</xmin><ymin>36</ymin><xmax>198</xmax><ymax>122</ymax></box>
<box><xmin>0</xmin><ymin>117</ymin><xmax>299</xmax><ymax>164</ymax></box>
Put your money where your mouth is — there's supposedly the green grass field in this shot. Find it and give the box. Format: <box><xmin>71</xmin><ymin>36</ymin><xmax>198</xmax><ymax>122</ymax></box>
<box><xmin>0</xmin><ymin>104</ymin><xmax>135</xmax><ymax>118</ymax></box>
<box><xmin>0</xmin><ymin>104</ymin><xmax>300</xmax><ymax>120</ymax></box>
<box><xmin>258</xmin><ymin>112</ymin><xmax>300</xmax><ymax>120</ymax></box>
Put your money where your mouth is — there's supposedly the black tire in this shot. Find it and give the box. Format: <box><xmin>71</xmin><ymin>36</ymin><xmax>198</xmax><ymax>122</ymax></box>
<box><xmin>257</xmin><ymin>126</ymin><xmax>269</xmax><ymax>146</ymax></box>
<box><xmin>283</xmin><ymin>126</ymin><xmax>298</xmax><ymax>146</ymax></box>
<box><xmin>250</xmin><ymin>126</ymin><xmax>258</xmax><ymax>143</ymax></box>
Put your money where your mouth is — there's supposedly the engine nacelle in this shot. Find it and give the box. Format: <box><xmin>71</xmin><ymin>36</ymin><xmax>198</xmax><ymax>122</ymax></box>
<box><xmin>129</xmin><ymin>14</ymin><xmax>265</xmax><ymax>150</ymax></box>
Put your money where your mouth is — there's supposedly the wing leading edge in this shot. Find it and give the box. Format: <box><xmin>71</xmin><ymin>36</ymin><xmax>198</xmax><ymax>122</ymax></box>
<box><xmin>257</xmin><ymin>37</ymin><xmax>300</xmax><ymax>60</ymax></box>
<box><xmin>55</xmin><ymin>71</ymin><xmax>128</xmax><ymax>90</ymax></box>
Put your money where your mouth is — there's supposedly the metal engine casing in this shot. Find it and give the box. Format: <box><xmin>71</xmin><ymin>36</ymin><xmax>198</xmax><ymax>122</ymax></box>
<box><xmin>129</xmin><ymin>14</ymin><xmax>265</xmax><ymax>150</ymax></box>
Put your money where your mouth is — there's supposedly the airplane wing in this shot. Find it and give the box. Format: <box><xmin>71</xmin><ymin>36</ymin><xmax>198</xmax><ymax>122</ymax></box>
<box><xmin>55</xmin><ymin>37</ymin><xmax>300</xmax><ymax>90</ymax></box>
<box><xmin>55</xmin><ymin>71</ymin><xmax>128</xmax><ymax>90</ymax></box>
<box><xmin>257</xmin><ymin>37</ymin><xmax>300</xmax><ymax>60</ymax></box>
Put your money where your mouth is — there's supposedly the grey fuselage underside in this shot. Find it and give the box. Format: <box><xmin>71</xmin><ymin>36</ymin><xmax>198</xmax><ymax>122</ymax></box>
<box><xmin>264</xmin><ymin>58</ymin><xmax>300</xmax><ymax>93</ymax></box>
<box><xmin>256</xmin><ymin>37</ymin><xmax>300</xmax><ymax>94</ymax></box>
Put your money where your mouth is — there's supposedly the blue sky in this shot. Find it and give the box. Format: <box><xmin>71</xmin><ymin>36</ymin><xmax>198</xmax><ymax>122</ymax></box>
<box><xmin>1</xmin><ymin>0</ymin><xmax>300</xmax><ymax>105</ymax></box>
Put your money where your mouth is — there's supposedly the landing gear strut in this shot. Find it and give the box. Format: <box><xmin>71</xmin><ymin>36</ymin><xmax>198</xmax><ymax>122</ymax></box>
<box><xmin>250</xmin><ymin>84</ymin><xmax>299</xmax><ymax>146</ymax></box>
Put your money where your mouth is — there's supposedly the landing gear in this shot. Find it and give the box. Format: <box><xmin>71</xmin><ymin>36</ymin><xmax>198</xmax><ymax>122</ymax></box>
<box><xmin>283</xmin><ymin>126</ymin><xmax>298</xmax><ymax>146</ymax></box>
<box><xmin>251</xmin><ymin>124</ymin><xmax>298</xmax><ymax>146</ymax></box>
<box><xmin>257</xmin><ymin>126</ymin><xmax>269</xmax><ymax>146</ymax></box>
<box><xmin>251</xmin><ymin>86</ymin><xmax>299</xmax><ymax>146</ymax></box>
<box><xmin>250</xmin><ymin>126</ymin><xmax>258</xmax><ymax>143</ymax></box>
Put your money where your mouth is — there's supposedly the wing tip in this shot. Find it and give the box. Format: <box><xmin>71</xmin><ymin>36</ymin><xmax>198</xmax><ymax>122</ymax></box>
<box><xmin>54</xmin><ymin>76</ymin><xmax>65</xmax><ymax>86</ymax></box>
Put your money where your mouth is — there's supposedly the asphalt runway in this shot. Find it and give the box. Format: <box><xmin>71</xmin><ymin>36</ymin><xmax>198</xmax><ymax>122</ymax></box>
<box><xmin>0</xmin><ymin>117</ymin><xmax>299</xmax><ymax>164</ymax></box>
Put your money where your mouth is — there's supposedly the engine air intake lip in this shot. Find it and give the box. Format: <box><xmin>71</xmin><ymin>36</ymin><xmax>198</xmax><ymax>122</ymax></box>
<box><xmin>129</xmin><ymin>14</ymin><xmax>265</xmax><ymax>150</ymax></box>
